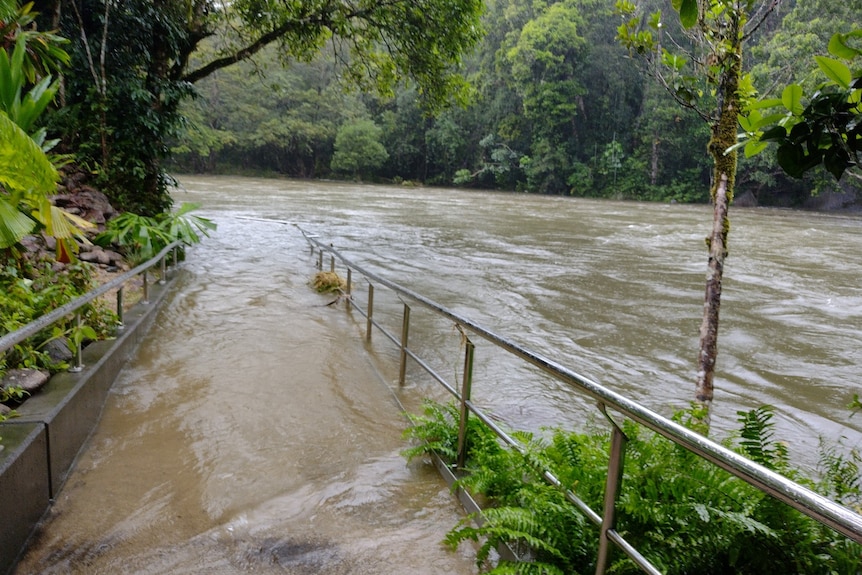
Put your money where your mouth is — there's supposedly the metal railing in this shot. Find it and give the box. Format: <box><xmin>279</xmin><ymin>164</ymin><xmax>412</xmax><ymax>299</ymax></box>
<box><xmin>0</xmin><ymin>241</ymin><xmax>182</xmax><ymax>372</ymax></box>
<box><xmin>301</xmin><ymin>229</ymin><xmax>862</xmax><ymax>575</ymax></box>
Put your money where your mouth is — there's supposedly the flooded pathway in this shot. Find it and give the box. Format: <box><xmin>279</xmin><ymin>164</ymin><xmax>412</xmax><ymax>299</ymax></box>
<box><xmin>15</xmin><ymin>208</ymin><xmax>476</xmax><ymax>574</ymax></box>
<box><xmin>15</xmin><ymin>175</ymin><xmax>862</xmax><ymax>572</ymax></box>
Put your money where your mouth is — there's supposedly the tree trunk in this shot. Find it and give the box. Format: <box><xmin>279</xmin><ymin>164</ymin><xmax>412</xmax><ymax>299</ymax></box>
<box><xmin>650</xmin><ymin>135</ymin><xmax>660</xmax><ymax>186</ymax></box>
<box><xmin>694</xmin><ymin>174</ymin><xmax>729</xmax><ymax>416</ymax></box>
<box><xmin>694</xmin><ymin>11</ymin><xmax>743</xmax><ymax>423</ymax></box>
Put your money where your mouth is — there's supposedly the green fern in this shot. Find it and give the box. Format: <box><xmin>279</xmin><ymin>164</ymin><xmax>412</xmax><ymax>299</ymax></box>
<box><xmin>737</xmin><ymin>406</ymin><xmax>788</xmax><ymax>471</ymax></box>
<box><xmin>403</xmin><ymin>400</ymin><xmax>862</xmax><ymax>574</ymax></box>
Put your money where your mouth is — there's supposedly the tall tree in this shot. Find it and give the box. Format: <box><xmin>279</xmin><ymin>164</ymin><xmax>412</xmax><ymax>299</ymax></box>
<box><xmin>618</xmin><ymin>0</ymin><xmax>782</xmax><ymax>421</ymax></box>
<box><xmin>40</xmin><ymin>0</ymin><xmax>484</xmax><ymax>213</ymax></box>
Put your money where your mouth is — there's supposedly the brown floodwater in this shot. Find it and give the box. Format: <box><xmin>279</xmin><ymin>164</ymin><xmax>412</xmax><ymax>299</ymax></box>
<box><xmin>15</xmin><ymin>176</ymin><xmax>862</xmax><ymax>572</ymax></box>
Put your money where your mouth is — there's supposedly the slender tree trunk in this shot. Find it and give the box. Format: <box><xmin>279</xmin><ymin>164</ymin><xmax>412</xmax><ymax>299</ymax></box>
<box><xmin>650</xmin><ymin>135</ymin><xmax>660</xmax><ymax>186</ymax></box>
<box><xmin>695</xmin><ymin>174</ymin><xmax>729</xmax><ymax>415</ymax></box>
<box><xmin>693</xmin><ymin>10</ymin><xmax>743</xmax><ymax>422</ymax></box>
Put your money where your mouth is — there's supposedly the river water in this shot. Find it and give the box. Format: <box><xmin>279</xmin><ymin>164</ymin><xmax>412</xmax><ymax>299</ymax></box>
<box><xmin>15</xmin><ymin>176</ymin><xmax>862</xmax><ymax>573</ymax></box>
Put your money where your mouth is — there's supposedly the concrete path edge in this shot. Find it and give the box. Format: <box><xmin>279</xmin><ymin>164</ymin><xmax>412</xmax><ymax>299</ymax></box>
<box><xmin>0</xmin><ymin>273</ymin><xmax>179</xmax><ymax>575</ymax></box>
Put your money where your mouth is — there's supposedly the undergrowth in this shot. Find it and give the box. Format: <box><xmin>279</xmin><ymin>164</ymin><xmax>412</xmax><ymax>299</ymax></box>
<box><xmin>0</xmin><ymin>259</ymin><xmax>117</xmax><ymax>380</ymax></box>
<box><xmin>403</xmin><ymin>400</ymin><xmax>862</xmax><ymax>574</ymax></box>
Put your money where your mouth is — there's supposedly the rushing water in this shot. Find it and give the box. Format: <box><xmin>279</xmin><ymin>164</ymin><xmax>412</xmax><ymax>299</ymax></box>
<box><xmin>16</xmin><ymin>176</ymin><xmax>862</xmax><ymax>572</ymax></box>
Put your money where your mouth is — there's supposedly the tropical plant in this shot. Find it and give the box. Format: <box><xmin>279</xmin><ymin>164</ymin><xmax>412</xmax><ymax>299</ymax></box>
<box><xmin>0</xmin><ymin>260</ymin><xmax>117</xmax><ymax>378</ymax></box>
<box><xmin>404</xmin><ymin>400</ymin><xmax>862</xmax><ymax>574</ymax></box>
<box><xmin>94</xmin><ymin>202</ymin><xmax>216</xmax><ymax>264</ymax></box>
<box><xmin>1</xmin><ymin>8</ymin><xmax>90</xmax><ymax>263</ymax></box>
<box><xmin>741</xmin><ymin>30</ymin><xmax>862</xmax><ymax>182</ymax></box>
<box><xmin>0</xmin><ymin>1</ymin><xmax>70</xmax><ymax>82</ymax></box>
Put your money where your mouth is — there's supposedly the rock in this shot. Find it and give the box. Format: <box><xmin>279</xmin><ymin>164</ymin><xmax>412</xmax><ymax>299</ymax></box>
<box><xmin>0</xmin><ymin>403</ymin><xmax>10</xmax><ymax>416</ymax></box>
<box><xmin>43</xmin><ymin>234</ymin><xmax>57</xmax><ymax>251</ymax></box>
<box><xmin>79</xmin><ymin>245</ymin><xmax>125</xmax><ymax>267</ymax></box>
<box><xmin>1</xmin><ymin>368</ymin><xmax>49</xmax><ymax>394</ymax></box>
<box><xmin>45</xmin><ymin>338</ymin><xmax>74</xmax><ymax>363</ymax></box>
<box><xmin>52</xmin><ymin>187</ymin><xmax>118</xmax><ymax>225</ymax></box>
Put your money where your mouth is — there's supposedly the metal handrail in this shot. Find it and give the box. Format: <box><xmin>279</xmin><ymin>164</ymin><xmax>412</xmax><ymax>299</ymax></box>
<box><xmin>300</xmin><ymin>229</ymin><xmax>862</xmax><ymax>574</ymax></box>
<box><xmin>0</xmin><ymin>241</ymin><xmax>183</xmax><ymax>368</ymax></box>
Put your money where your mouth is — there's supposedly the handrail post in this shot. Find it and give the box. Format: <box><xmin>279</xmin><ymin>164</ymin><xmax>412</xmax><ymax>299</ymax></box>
<box><xmin>398</xmin><ymin>303</ymin><xmax>411</xmax><ymax>386</ymax></box>
<box><xmin>173</xmin><ymin>245</ymin><xmax>178</xmax><ymax>270</ymax></box>
<box><xmin>116</xmin><ymin>286</ymin><xmax>125</xmax><ymax>330</ymax></box>
<box><xmin>142</xmin><ymin>271</ymin><xmax>149</xmax><ymax>304</ymax></box>
<box><xmin>69</xmin><ymin>313</ymin><xmax>83</xmax><ymax>372</ymax></box>
<box><xmin>456</xmin><ymin>337</ymin><xmax>475</xmax><ymax>470</ymax></box>
<box><xmin>366</xmin><ymin>284</ymin><xmax>374</xmax><ymax>341</ymax></box>
<box><xmin>346</xmin><ymin>268</ymin><xmax>352</xmax><ymax>295</ymax></box>
<box><xmin>330</xmin><ymin>255</ymin><xmax>335</xmax><ymax>273</ymax></box>
<box><xmin>318</xmin><ymin>250</ymin><xmax>323</xmax><ymax>270</ymax></box>
<box><xmin>160</xmin><ymin>255</ymin><xmax>166</xmax><ymax>284</ymax></box>
<box><xmin>596</xmin><ymin>415</ymin><xmax>628</xmax><ymax>575</ymax></box>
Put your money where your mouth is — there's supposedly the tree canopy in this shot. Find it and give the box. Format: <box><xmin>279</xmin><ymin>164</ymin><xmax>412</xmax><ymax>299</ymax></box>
<box><xmin>166</xmin><ymin>0</ymin><xmax>860</xmax><ymax>208</ymax></box>
<box><xmin>33</xmin><ymin>0</ymin><xmax>485</xmax><ymax>213</ymax></box>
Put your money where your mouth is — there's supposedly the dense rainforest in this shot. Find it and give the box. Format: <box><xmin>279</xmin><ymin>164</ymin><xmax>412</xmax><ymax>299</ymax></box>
<box><xmin>166</xmin><ymin>0</ymin><xmax>862</xmax><ymax>208</ymax></box>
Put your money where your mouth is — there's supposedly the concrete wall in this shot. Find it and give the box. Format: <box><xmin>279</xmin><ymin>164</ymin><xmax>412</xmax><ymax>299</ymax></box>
<box><xmin>0</xmin><ymin>274</ymin><xmax>178</xmax><ymax>575</ymax></box>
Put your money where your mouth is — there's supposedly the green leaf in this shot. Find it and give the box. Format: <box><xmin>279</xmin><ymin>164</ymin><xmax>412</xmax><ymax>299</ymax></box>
<box><xmin>678</xmin><ymin>0</ymin><xmax>697</xmax><ymax>28</ymax></box>
<box><xmin>828</xmin><ymin>32</ymin><xmax>862</xmax><ymax>61</ymax></box>
<box><xmin>748</xmin><ymin>98</ymin><xmax>783</xmax><ymax>111</ymax></box>
<box><xmin>0</xmin><ymin>197</ymin><xmax>35</xmax><ymax>248</ymax></box>
<box><xmin>823</xmin><ymin>150</ymin><xmax>850</xmax><ymax>181</ymax></box>
<box><xmin>781</xmin><ymin>84</ymin><xmax>803</xmax><ymax>115</ymax></box>
<box><xmin>815</xmin><ymin>56</ymin><xmax>853</xmax><ymax>89</ymax></box>
<box><xmin>744</xmin><ymin>140</ymin><xmax>768</xmax><ymax>158</ymax></box>
<box><xmin>776</xmin><ymin>144</ymin><xmax>806</xmax><ymax>179</ymax></box>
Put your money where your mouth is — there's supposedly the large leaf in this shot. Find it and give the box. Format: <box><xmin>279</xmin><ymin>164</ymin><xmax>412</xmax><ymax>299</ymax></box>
<box><xmin>678</xmin><ymin>0</ymin><xmax>698</xmax><ymax>29</ymax></box>
<box><xmin>0</xmin><ymin>197</ymin><xmax>35</xmax><ymax>248</ymax></box>
<box><xmin>0</xmin><ymin>111</ymin><xmax>57</xmax><ymax>195</ymax></box>
<box><xmin>14</xmin><ymin>74</ymin><xmax>58</xmax><ymax>133</ymax></box>
<box><xmin>781</xmin><ymin>84</ymin><xmax>803</xmax><ymax>115</ymax></box>
<box><xmin>815</xmin><ymin>56</ymin><xmax>853</xmax><ymax>89</ymax></box>
<box><xmin>828</xmin><ymin>31</ymin><xmax>862</xmax><ymax>61</ymax></box>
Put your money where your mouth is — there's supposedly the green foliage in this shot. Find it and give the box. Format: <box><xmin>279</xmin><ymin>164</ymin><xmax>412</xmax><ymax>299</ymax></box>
<box><xmin>404</xmin><ymin>400</ymin><xmax>862</xmax><ymax>574</ymax></box>
<box><xmin>0</xmin><ymin>35</ymin><xmax>62</xmax><ymax>148</ymax></box>
<box><xmin>744</xmin><ymin>30</ymin><xmax>862</xmax><ymax>181</ymax></box>
<box><xmin>161</xmin><ymin>0</ymin><xmax>855</xmax><ymax>204</ymax></box>
<box><xmin>0</xmin><ymin>1</ymin><xmax>70</xmax><ymax>82</ymax></box>
<box><xmin>94</xmin><ymin>203</ymin><xmax>216</xmax><ymax>264</ymax></box>
<box><xmin>0</xmin><ymin>15</ymin><xmax>91</xmax><ymax>261</ymax></box>
<box><xmin>0</xmin><ymin>260</ymin><xmax>117</xmax><ymax>377</ymax></box>
<box><xmin>0</xmin><ymin>112</ymin><xmax>52</xmax><ymax>248</ymax></box>
<box><xmin>0</xmin><ymin>385</ymin><xmax>28</xmax><ymax>404</ymax></box>
<box><xmin>50</xmin><ymin>0</ymin><xmax>484</xmax><ymax>211</ymax></box>
<box><xmin>330</xmin><ymin>119</ymin><xmax>389</xmax><ymax>178</ymax></box>
<box><xmin>737</xmin><ymin>405</ymin><xmax>788</xmax><ymax>470</ymax></box>
<box><xmin>0</xmin><ymin>384</ymin><xmax>28</xmax><ymax>430</ymax></box>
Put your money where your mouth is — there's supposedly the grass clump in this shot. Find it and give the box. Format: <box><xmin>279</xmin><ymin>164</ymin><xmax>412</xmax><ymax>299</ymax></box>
<box><xmin>312</xmin><ymin>271</ymin><xmax>346</xmax><ymax>294</ymax></box>
<box><xmin>403</xmin><ymin>401</ymin><xmax>862</xmax><ymax>574</ymax></box>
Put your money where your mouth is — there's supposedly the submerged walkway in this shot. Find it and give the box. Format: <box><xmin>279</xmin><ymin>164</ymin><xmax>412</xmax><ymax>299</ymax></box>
<box><xmin>13</xmin><ymin>216</ymin><xmax>476</xmax><ymax>574</ymax></box>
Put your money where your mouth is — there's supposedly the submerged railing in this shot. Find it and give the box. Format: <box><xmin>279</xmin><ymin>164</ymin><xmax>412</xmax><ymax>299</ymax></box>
<box><xmin>0</xmin><ymin>241</ymin><xmax>183</xmax><ymax>372</ymax></box>
<box><xmin>301</xmin><ymin>229</ymin><xmax>862</xmax><ymax>575</ymax></box>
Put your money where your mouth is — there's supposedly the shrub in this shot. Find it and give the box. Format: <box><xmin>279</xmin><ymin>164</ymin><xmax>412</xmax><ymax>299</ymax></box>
<box><xmin>0</xmin><ymin>260</ymin><xmax>117</xmax><ymax>379</ymax></box>
<box><xmin>403</xmin><ymin>401</ymin><xmax>862</xmax><ymax>574</ymax></box>
<box><xmin>94</xmin><ymin>202</ymin><xmax>215</xmax><ymax>265</ymax></box>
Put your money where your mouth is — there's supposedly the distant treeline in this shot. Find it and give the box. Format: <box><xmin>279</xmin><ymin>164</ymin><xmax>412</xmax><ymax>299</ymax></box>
<box><xmin>169</xmin><ymin>0</ymin><xmax>861</xmax><ymax>208</ymax></box>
